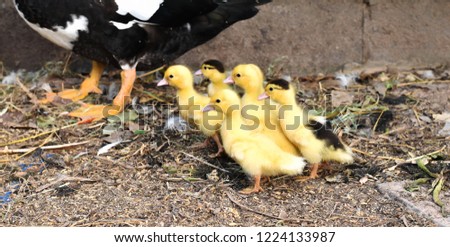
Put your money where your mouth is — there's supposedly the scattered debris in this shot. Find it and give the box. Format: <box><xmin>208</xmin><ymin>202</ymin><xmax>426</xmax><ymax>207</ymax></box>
<box><xmin>331</xmin><ymin>90</ymin><xmax>354</xmax><ymax>108</ymax></box>
<box><xmin>378</xmin><ymin>181</ymin><xmax>450</xmax><ymax>226</ymax></box>
<box><xmin>0</xmin><ymin>191</ymin><xmax>12</xmax><ymax>204</ymax></box>
<box><xmin>0</xmin><ymin>62</ymin><xmax>448</xmax><ymax>226</ymax></box>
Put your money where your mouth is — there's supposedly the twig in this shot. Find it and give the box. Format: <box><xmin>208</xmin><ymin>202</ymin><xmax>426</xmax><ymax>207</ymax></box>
<box><xmin>163</xmin><ymin>177</ymin><xmax>205</xmax><ymax>182</ymax></box>
<box><xmin>412</xmin><ymin>107</ymin><xmax>422</xmax><ymax>127</ymax></box>
<box><xmin>0</xmin><ymin>121</ymin><xmax>80</xmax><ymax>147</ymax></box>
<box><xmin>16</xmin><ymin>132</ymin><xmax>54</xmax><ymax>161</ymax></box>
<box><xmin>225</xmin><ymin>190</ymin><xmax>314</xmax><ymax>223</ymax></box>
<box><xmin>331</xmin><ymin>213</ymin><xmax>372</xmax><ymax>219</ymax></box>
<box><xmin>397</xmin><ymin>79</ymin><xmax>450</xmax><ymax>87</ymax></box>
<box><xmin>0</xmin><ymin>141</ymin><xmax>90</xmax><ymax>154</ymax></box>
<box><xmin>378</xmin><ymin>126</ymin><xmax>408</xmax><ymax>137</ymax></box>
<box><xmin>136</xmin><ymin>65</ymin><xmax>165</xmax><ymax>79</ymax></box>
<box><xmin>180</xmin><ymin>151</ymin><xmax>230</xmax><ymax>173</ymax></box>
<box><xmin>36</xmin><ymin>174</ymin><xmax>96</xmax><ymax>192</ymax></box>
<box><xmin>386</xmin><ymin>146</ymin><xmax>447</xmax><ymax>171</ymax></box>
<box><xmin>73</xmin><ymin>218</ymin><xmax>146</xmax><ymax>227</ymax></box>
<box><xmin>372</xmin><ymin>110</ymin><xmax>385</xmax><ymax>135</ymax></box>
<box><xmin>351</xmin><ymin>148</ymin><xmax>372</xmax><ymax>156</ymax></box>
<box><xmin>62</xmin><ymin>53</ymin><xmax>72</xmax><ymax>75</ymax></box>
<box><xmin>133</xmin><ymin>87</ymin><xmax>166</xmax><ymax>102</ymax></box>
<box><xmin>6</xmin><ymin>102</ymin><xmax>28</xmax><ymax>116</ymax></box>
<box><xmin>375</xmin><ymin>156</ymin><xmax>405</xmax><ymax>161</ymax></box>
<box><xmin>400</xmin><ymin>215</ymin><xmax>410</xmax><ymax>227</ymax></box>
<box><xmin>404</xmin><ymin>146</ymin><xmax>446</xmax><ymax>163</ymax></box>
<box><xmin>15</xmin><ymin>77</ymin><xmax>39</xmax><ymax>105</ymax></box>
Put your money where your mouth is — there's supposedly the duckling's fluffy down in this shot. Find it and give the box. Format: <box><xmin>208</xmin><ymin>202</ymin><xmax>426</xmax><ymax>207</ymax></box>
<box><xmin>226</xmin><ymin>135</ymin><xmax>307</xmax><ymax>177</ymax></box>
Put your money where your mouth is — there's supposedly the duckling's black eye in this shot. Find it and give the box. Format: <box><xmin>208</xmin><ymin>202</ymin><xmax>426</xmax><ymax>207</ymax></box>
<box><xmin>269</xmin><ymin>87</ymin><xmax>273</xmax><ymax>91</ymax></box>
<box><xmin>169</xmin><ymin>74</ymin><xmax>174</xmax><ymax>79</ymax></box>
<box><xmin>203</xmin><ymin>66</ymin><xmax>207</xmax><ymax>70</ymax></box>
<box><xmin>215</xmin><ymin>99</ymin><xmax>221</xmax><ymax>103</ymax></box>
<box><xmin>236</xmin><ymin>73</ymin><xmax>241</xmax><ymax>78</ymax></box>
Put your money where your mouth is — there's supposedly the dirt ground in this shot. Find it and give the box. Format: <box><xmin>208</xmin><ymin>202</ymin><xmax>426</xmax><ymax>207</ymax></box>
<box><xmin>0</xmin><ymin>60</ymin><xmax>449</xmax><ymax>227</ymax></box>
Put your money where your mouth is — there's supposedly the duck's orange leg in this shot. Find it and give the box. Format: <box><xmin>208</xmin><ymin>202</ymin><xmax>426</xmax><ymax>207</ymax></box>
<box><xmin>308</xmin><ymin>163</ymin><xmax>320</xmax><ymax>179</ymax></box>
<box><xmin>295</xmin><ymin>163</ymin><xmax>320</xmax><ymax>182</ymax></box>
<box><xmin>209</xmin><ymin>133</ymin><xmax>224</xmax><ymax>158</ymax></box>
<box><xmin>40</xmin><ymin>61</ymin><xmax>105</xmax><ymax>103</ymax></box>
<box><xmin>240</xmin><ymin>175</ymin><xmax>263</xmax><ymax>194</ymax></box>
<box><xmin>68</xmin><ymin>68</ymin><xmax>136</xmax><ymax>121</ymax></box>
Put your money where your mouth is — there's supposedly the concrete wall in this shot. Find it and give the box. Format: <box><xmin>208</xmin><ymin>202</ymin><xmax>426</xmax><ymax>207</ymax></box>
<box><xmin>1</xmin><ymin>0</ymin><xmax>449</xmax><ymax>74</ymax></box>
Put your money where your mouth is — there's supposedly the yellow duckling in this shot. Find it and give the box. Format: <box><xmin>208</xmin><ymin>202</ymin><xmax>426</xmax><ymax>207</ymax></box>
<box><xmin>195</xmin><ymin>60</ymin><xmax>232</xmax><ymax>97</ymax></box>
<box><xmin>157</xmin><ymin>65</ymin><xmax>224</xmax><ymax>157</ymax></box>
<box><xmin>204</xmin><ymin>89</ymin><xmax>306</xmax><ymax>194</ymax></box>
<box><xmin>259</xmin><ymin>79</ymin><xmax>354</xmax><ymax>179</ymax></box>
<box><xmin>224</xmin><ymin>64</ymin><xmax>300</xmax><ymax>156</ymax></box>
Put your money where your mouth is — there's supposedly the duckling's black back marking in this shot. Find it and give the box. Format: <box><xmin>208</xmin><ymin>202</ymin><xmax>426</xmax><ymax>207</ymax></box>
<box><xmin>203</xmin><ymin>59</ymin><xmax>225</xmax><ymax>73</ymax></box>
<box><xmin>307</xmin><ymin>120</ymin><xmax>345</xmax><ymax>150</ymax></box>
<box><xmin>267</xmin><ymin>79</ymin><xmax>290</xmax><ymax>90</ymax></box>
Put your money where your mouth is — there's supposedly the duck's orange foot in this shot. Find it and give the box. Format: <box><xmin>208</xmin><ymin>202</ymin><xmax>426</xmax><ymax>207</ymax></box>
<box><xmin>239</xmin><ymin>175</ymin><xmax>263</xmax><ymax>194</ymax></box>
<box><xmin>39</xmin><ymin>92</ymin><xmax>59</xmax><ymax>104</ymax></box>
<box><xmin>58</xmin><ymin>84</ymin><xmax>103</xmax><ymax>101</ymax></box>
<box><xmin>39</xmin><ymin>61</ymin><xmax>105</xmax><ymax>104</ymax></box>
<box><xmin>38</xmin><ymin>80</ymin><xmax>103</xmax><ymax>104</ymax></box>
<box><xmin>68</xmin><ymin>103</ymin><xmax>122</xmax><ymax>122</ymax></box>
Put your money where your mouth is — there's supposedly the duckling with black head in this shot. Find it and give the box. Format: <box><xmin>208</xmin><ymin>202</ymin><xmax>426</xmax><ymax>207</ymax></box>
<box><xmin>260</xmin><ymin>79</ymin><xmax>354</xmax><ymax>180</ymax></box>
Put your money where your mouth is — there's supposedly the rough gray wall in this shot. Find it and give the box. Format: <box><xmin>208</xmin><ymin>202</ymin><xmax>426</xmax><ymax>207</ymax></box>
<box><xmin>1</xmin><ymin>0</ymin><xmax>449</xmax><ymax>74</ymax></box>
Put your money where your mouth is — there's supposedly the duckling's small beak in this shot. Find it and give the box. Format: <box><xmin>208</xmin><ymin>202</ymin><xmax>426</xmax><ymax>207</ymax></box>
<box><xmin>223</xmin><ymin>76</ymin><xmax>234</xmax><ymax>84</ymax></box>
<box><xmin>194</xmin><ymin>69</ymin><xmax>203</xmax><ymax>76</ymax></box>
<box><xmin>202</xmin><ymin>104</ymin><xmax>215</xmax><ymax>112</ymax></box>
<box><xmin>157</xmin><ymin>78</ymin><xmax>169</xmax><ymax>86</ymax></box>
<box><xmin>258</xmin><ymin>92</ymin><xmax>270</xmax><ymax>100</ymax></box>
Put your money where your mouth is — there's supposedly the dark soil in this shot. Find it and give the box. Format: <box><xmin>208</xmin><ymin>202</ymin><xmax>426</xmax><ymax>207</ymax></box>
<box><xmin>0</xmin><ymin>62</ymin><xmax>448</xmax><ymax>226</ymax></box>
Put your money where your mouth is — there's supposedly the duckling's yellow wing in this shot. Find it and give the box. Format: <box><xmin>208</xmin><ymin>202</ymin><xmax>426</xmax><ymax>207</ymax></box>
<box><xmin>322</xmin><ymin>144</ymin><xmax>354</xmax><ymax>164</ymax></box>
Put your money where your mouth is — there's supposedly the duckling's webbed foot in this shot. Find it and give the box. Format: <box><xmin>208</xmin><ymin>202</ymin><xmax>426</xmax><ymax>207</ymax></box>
<box><xmin>295</xmin><ymin>163</ymin><xmax>320</xmax><ymax>182</ymax></box>
<box><xmin>239</xmin><ymin>175</ymin><xmax>263</xmax><ymax>194</ymax></box>
<box><xmin>209</xmin><ymin>146</ymin><xmax>224</xmax><ymax>158</ymax></box>
<box><xmin>191</xmin><ymin>138</ymin><xmax>212</xmax><ymax>150</ymax></box>
<box><xmin>208</xmin><ymin>133</ymin><xmax>224</xmax><ymax>158</ymax></box>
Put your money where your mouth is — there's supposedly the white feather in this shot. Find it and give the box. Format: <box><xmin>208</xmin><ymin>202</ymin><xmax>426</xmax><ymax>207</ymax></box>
<box><xmin>115</xmin><ymin>0</ymin><xmax>164</xmax><ymax>20</ymax></box>
<box><xmin>310</xmin><ymin>115</ymin><xmax>327</xmax><ymax>125</ymax></box>
<box><xmin>97</xmin><ymin>141</ymin><xmax>122</xmax><ymax>156</ymax></box>
<box><xmin>335</xmin><ymin>73</ymin><xmax>357</xmax><ymax>88</ymax></box>
<box><xmin>110</xmin><ymin>21</ymin><xmax>136</xmax><ymax>30</ymax></box>
<box><xmin>164</xmin><ymin>116</ymin><xmax>188</xmax><ymax>132</ymax></box>
<box><xmin>2</xmin><ymin>71</ymin><xmax>22</xmax><ymax>85</ymax></box>
<box><xmin>15</xmin><ymin>8</ymin><xmax>88</xmax><ymax>50</ymax></box>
